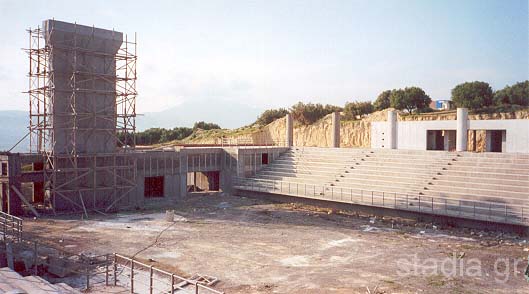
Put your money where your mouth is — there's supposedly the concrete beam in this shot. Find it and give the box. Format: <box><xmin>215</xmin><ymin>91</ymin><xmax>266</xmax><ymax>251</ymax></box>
<box><xmin>331</xmin><ymin>111</ymin><xmax>340</xmax><ymax>148</ymax></box>
<box><xmin>456</xmin><ymin>108</ymin><xmax>468</xmax><ymax>152</ymax></box>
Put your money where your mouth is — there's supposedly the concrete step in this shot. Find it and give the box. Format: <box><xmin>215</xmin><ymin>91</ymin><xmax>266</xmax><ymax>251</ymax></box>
<box><xmin>0</xmin><ymin>267</ymin><xmax>61</xmax><ymax>294</ymax></box>
<box><xmin>255</xmin><ymin>175</ymin><xmax>338</xmax><ymax>184</ymax></box>
<box><xmin>55</xmin><ymin>283</ymin><xmax>82</xmax><ymax>294</ymax></box>
<box><xmin>350</xmin><ymin>163</ymin><xmax>441</xmax><ymax>174</ymax></box>
<box><xmin>438</xmin><ymin>168</ymin><xmax>529</xmax><ymax>179</ymax></box>
<box><xmin>418</xmin><ymin>190</ymin><xmax>528</xmax><ymax>207</ymax></box>
<box><xmin>336</xmin><ymin>173</ymin><xmax>430</xmax><ymax>186</ymax></box>
<box><xmin>460</xmin><ymin>152</ymin><xmax>529</xmax><ymax>160</ymax></box>
<box><xmin>437</xmin><ymin>164</ymin><xmax>529</xmax><ymax>175</ymax></box>
<box><xmin>358</xmin><ymin>159</ymin><xmax>450</xmax><ymax>168</ymax></box>
<box><xmin>23</xmin><ymin>276</ymin><xmax>62</xmax><ymax>293</ymax></box>
<box><xmin>258</xmin><ymin>169</ymin><xmax>341</xmax><ymax>178</ymax></box>
<box><xmin>421</xmin><ymin>186</ymin><xmax>529</xmax><ymax>203</ymax></box>
<box><xmin>435</xmin><ymin>175</ymin><xmax>529</xmax><ymax>186</ymax></box>
<box><xmin>431</xmin><ymin>179</ymin><xmax>529</xmax><ymax>192</ymax></box>
<box><xmin>270</xmin><ymin>160</ymin><xmax>354</xmax><ymax>168</ymax></box>
<box><xmin>345</xmin><ymin>166</ymin><xmax>439</xmax><ymax>178</ymax></box>
<box><xmin>449</xmin><ymin>159</ymin><xmax>529</xmax><ymax>169</ymax></box>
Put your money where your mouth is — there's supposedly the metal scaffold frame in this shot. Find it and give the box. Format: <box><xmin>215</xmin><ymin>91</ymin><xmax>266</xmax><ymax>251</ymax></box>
<box><xmin>25</xmin><ymin>24</ymin><xmax>138</xmax><ymax>214</ymax></box>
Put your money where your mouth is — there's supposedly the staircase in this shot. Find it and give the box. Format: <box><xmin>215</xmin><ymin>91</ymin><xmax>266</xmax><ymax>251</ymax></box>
<box><xmin>0</xmin><ymin>267</ymin><xmax>81</xmax><ymax>294</ymax></box>
<box><xmin>234</xmin><ymin>147</ymin><xmax>529</xmax><ymax>225</ymax></box>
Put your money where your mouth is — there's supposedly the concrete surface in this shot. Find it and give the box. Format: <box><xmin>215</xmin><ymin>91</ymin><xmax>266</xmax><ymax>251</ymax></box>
<box><xmin>23</xmin><ymin>194</ymin><xmax>529</xmax><ymax>294</ymax></box>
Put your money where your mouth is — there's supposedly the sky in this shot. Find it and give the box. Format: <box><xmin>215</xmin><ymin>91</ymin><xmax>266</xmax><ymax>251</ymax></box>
<box><xmin>0</xmin><ymin>0</ymin><xmax>527</xmax><ymax>113</ymax></box>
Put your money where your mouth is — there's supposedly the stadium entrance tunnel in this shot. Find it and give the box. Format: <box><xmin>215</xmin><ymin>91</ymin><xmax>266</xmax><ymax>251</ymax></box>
<box><xmin>187</xmin><ymin>171</ymin><xmax>220</xmax><ymax>192</ymax></box>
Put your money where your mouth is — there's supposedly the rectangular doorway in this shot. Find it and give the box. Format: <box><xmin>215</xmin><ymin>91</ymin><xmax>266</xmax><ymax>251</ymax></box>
<box><xmin>187</xmin><ymin>171</ymin><xmax>220</xmax><ymax>192</ymax></box>
<box><xmin>488</xmin><ymin>130</ymin><xmax>506</xmax><ymax>152</ymax></box>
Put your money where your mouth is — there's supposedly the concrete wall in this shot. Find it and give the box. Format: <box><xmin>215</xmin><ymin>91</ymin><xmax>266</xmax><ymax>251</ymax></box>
<box><xmin>371</xmin><ymin>117</ymin><xmax>529</xmax><ymax>153</ymax></box>
<box><xmin>469</xmin><ymin>119</ymin><xmax>529</xmax><ymax>153</ymax></box>
<box><xmin>43</xmin><ymin>20</ymin><xmax>123</xmax><ymax>155</ymax></box>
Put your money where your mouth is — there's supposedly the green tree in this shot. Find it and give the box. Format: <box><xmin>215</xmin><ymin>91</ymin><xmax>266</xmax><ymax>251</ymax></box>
<box><xmin>390</xmin><ymin>87</ymin><xmax>432</xmax><ymax>113</ymax></box>
<box><xmin>493</xmin><ymin>80</ymin><xmax>529</xmax><ymax>106</ymax></box>
<box><xmin>255</xmin><ymin>108</ymin><xmax>289</xmax><ymax>126</ymax></box>
<box><xmin>451</xmin><ymin>81</ymin><xmax>494</xmax><ymax>109</ymax></box>
<box><xmin>343</xmin><ymin>101</ymin><xmax>374</xmax><ymax>120</ymax></box>
<box><xmin>193</xmin><ymin>121</ymin><xmax>221</xmax><ymax>130</ymax></box>
<box><xmin>373</xmin><ymin>90</ymin><xmax>392</xmax><ymax>110</ymax></box>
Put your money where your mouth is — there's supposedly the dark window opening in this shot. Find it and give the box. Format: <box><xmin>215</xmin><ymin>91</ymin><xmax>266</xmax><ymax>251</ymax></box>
<box><xmin>33</xmin><ymin>162</ymin><xmax>44</xmax><ymax>171</ymax></box>
<box><xmin>144</xmin><ymin>176</ymin><xmax>164</xmax><ymax>197</ymax></box>
<box><xmin>33</xmin><ymin>181</ymin><xmax>45</xmax><ymax>203</ymax></box>
<box><xmin>1</xmin><ymin>163</ymin><xmax>7</xmax><ymax>176</ymax></box>
<box><xmin>1</xmin><ymin>183</ymin><xmax>7</xmax><ymax>212</ymax></box>
<box><xmin>261</xmin><ymin>153</ymin><xmax>269</xmax><ymax>165</ymax></box>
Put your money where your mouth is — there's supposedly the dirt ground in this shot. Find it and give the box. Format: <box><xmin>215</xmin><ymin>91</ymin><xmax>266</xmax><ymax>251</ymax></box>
<box><xmin>24</xmin><ymin>194</ymin><xmax>529</xmax><ymax>294</ymax></box>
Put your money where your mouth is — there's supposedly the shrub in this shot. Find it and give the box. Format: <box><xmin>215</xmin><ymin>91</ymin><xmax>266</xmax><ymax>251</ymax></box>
<box><xmin>133</xmin><ymin>127</ymin><xmax>193</xmax><ymax>145</ymax></box>
<box><xmin>290</xmin><ymin>102</ymin><xmax>342</xmax><ymax>125</ymax></box>
<box><xmin>255</xmin><ymin>108</ymin><xmax>289</xmax><ymax>126</ymax></box>
<box><xmin>193</xmin><ymin>121</ymin><xmax>221</xmax><ymax>130</ymax></box>
<box><xmin>343</xmin><ymin>101</ymin><xmax>374</xmax><ymax>120</ymax></box>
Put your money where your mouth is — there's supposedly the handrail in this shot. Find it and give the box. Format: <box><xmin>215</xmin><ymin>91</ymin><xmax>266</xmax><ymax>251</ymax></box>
<box><xmin>233</xmin><ymin>176</ymin><xmax>529</xmax><ymax>225</ymax></box>
<box><xmin>0</xmin><ymin>211</ymin><xmax>23</xmax><ymax>242</ymax></box>
<box><xmin>113</xmin><ymin>253</ymin><xmax>224</xmax><ymax>294</ymax></box>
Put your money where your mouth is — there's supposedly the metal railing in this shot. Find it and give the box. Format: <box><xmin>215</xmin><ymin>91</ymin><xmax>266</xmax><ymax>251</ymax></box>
<box><xmin>0</xmin><ymin>211</ymin><xmax>22</xmax><ymax>242</ymax></box>
<box><xmin>233</xmin><ymin>177</ymin><xmax>529</xmax><ymax>226</ymax></box>
<box><xmin>112</xmin><ymin>254</ymin><xmax>224</xmax><ymax>294</ymax></box>
<box><xmin>219</xmin><ymin>137</ymin><xmax>288</xmax><ymax>147</ymax></box>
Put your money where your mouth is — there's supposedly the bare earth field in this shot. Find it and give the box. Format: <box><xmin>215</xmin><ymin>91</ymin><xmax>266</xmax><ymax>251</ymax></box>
<box><xmin>24</xmin><ymin>194</ymin><xmax>529</xmax><ymax>294</ymax></box>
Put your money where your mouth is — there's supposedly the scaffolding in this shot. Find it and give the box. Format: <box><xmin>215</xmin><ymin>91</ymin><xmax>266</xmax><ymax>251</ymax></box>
<box><xmin>25</xmin><ymin>23</ymin><xmax>138</xmax><ymax>213</ymax></box>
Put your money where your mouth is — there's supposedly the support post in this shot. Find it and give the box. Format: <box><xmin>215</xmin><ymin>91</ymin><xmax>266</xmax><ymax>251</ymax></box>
<box><xmin>130</xmin><ymin>259</ymin><xmax>134</xmax><ymax>293</ymax></box>
<box><xmin>34</xmin><ymin>241</ymin><xmax>38</xmax><ymax>275</ymax></box>
<box><xmin>113</xmin><ymin>253</ymin><xmax>117</xmax><ymax>286</ymax></box>
<box><xmin>286</xmin><ymin>113</ymin><xmax>293</xmax><ymax>147</ymax></box>
<box><xmin>387</xmin><ymin>110</ymin><xmax>397</xmax><ymax>149</ymax></box>
<box><xmin>105</xmin><ymin>255</ymin><xmax>109</xmax><ymax>286</ymax></box>
<box><xmin>456</xmin><ymin>108</ymin><xmax>468</xmax><ymax>152</ymax></box>
<box><xmin>331</xmin><ymin>111</ymin><xmax>340</xmax><ymax>148</ymax></box>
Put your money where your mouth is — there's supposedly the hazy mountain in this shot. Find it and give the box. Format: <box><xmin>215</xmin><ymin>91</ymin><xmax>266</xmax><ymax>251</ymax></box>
<box><xmin>137</xmin><ymin>99</ymin><xmax>263</xmax><ymax>131</ymax></box>
<box><xmin>0</xmin><ymin>99</ymin><xmax>264</xmax><ymax>151</ymax></box>
<box><xmin>0</xmin><ymin>110</ymin><xmax>29</xmax><ymax>152</ymax></box>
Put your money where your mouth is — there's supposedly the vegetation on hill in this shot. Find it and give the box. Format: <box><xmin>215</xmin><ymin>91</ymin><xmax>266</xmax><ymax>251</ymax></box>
<box><xmin>290</xmin><ymin>102</ymin><xmax>342</xmax><ymax>125</ymax></box>
<box><xmin>134</xmin><ymin>80</ymin><xmax>528</xmax><ymax>146</ymax></box>
<box><xmin>493</xmin><ymin>80</ymin><xmax>529</xmax><ymax>107</ymax></box>
<box><xmin>451</xmin><ymin>81</ymin><xmax>494</xmax><ymax>109</ymax></box>
<box><xmin>343</xmin><ymin>101</ymin><xmax>374</xmax><ymax>120</ymax></box>
<box><xmin>255</xmin><ymin>108</ymin><xmax>289</xmax><ymax>126</ymax></box>
<box><xmin>134</xmin><ymin>121</ymin><xmax>221</xmax><ymax>145</ymax></box>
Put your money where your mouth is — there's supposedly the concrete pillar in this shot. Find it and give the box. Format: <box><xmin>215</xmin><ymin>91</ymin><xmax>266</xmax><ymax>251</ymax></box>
<box><xmin>387</xmin><ymin>110</ymin><xmax>397</xmax><ymax>149</ymax></box>
<box><xmin>286</xmin><ymin>114</ymin><xmax>294</xmax><ymax>147</ymax></box>
<box><xmin>331</xmin><ymin>111</ymin><xmax>340</xmax><ymax>148</ymax></box>
<box><xmin>178</xmin><ymin>151</ymin><xmax>188</xmax><ymax>198</ymax></box>
<box><xmin>456</xmin><ymin>108</ymin><xmax>468</xmax><ymax>152</ymax></box>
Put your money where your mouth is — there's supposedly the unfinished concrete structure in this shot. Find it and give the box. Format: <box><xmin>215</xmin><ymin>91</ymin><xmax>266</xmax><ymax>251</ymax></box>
<box><xmin>3</xmin><ymin>19</ymin><xmax>529</xmax><ymax>231</ymax></box>
<box><xmin>0</xmin><ymin>20</ymin><xmax>287</xmax><ymax>216</ymax></box>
